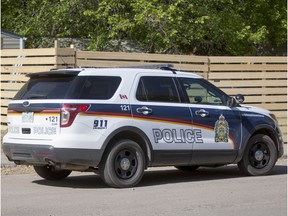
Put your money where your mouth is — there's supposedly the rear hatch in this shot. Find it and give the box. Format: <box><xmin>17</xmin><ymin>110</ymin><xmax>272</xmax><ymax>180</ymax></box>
<box><xmin>6</xmin><ymin>70</ymin><xmax>80</xmax><ymax>140</ymax></box>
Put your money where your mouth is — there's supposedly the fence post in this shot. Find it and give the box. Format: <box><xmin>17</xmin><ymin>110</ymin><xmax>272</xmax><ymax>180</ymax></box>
<box><xmin>204</xmin><ymin>56</ymin><xmax>210</xmax><ymax>80</ymax></box>
<box><xmin>54</xmin><ymin>40</ymin><xmax>59</xmax><ymax>48</ymax></box>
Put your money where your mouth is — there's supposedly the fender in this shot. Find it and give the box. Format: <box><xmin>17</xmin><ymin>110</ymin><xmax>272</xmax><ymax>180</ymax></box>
<box><xmin>234</xmin><ymin>124</ymin><xmax>281</xmax><ymax>163</ymax></box>
<box><xmin>101</xmin><ymin>126</ymin><xmax>154</xmax><ymax>165</ymax></box>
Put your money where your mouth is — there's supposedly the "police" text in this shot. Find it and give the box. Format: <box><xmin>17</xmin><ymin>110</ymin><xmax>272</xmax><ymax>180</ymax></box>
<box><xmin>153</xmin><ymin>128</ymin><xmax>203</xmax><ymax>144</ymax></box>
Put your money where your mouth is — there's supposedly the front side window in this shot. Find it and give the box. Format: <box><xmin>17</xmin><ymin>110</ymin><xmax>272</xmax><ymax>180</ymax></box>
<box><xmin>180</xmin><ymin>78</ymin><xmax>227</xmax><ymax>105</ymax></box>
<box><xmin>136</xmin><ymin>76</ymin><xmax>180</xmax><ymax>103</ymax></box>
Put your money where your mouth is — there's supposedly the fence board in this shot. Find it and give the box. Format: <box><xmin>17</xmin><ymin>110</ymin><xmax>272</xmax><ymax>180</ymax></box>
<box><xmin>1</xmin><ymin>115</ymin><xmax>7</xmax><ymax>123</ymax></box>
<box><xmin>1</xmin><ymin>99</ymin><xmax>10</xmax><ymax>107</ymax></box>
<box><xmin>1</xmin><ymin>66</ymin><xmax>55</xmax><ymax>73</ymax></box>
<box><xmin>1</xmin><ymin>91</ymin><xmax>17</xmax><ymax>98</ymax></box>
<box><xmin>209</xmin><ymin>56</ymin><xmax>287</xmax><ymax>63</ymax></box>
<box><xmin>1</xmin><ymin>74</ymin><xmax>29</xmax><ymax>82</ymax></box>
<box><xmin>210</xmin><ymin>64</ymin><xmax>286</xmax><ymax>71</ymax></box>
<box><xmin>253</xmin><ymin>103</ymin><xmax>287</xmax><ymax>111</ymax></box>
<box><xmin>77</xmin><ymin>51</ymin><xmax>208</xmax><ymax>63</ymax></box>
<box><xmin>273</xmin><ymin>111</ymin><xmax>287</xmax><ymax>118</ymax></box>
<box><xmin>1</xmin><ymin>48</ymin><xmax>56</xmax><ymax>57</ymax></box>
<box><xmin>222</xmin><ymin>87</ymin><xmax>287</xmax><ymax>95</ymax></box>
<box><xmin>1</xmin><ymin>125</ymin><xmax>7</xmax><ymax>131</ymax></box>
<box><xmin>1</xmin><ymin>57</ymin><xmax>56</xmax><ymax>65</ymax></box>
<box><xmin>1</xmin><ymin>83</ymin><xmax>25</xmax><ymax>89</ymax></box>
<box><xmin>209</xmin><ymin>72</ymin><xmax>287</xmax><ymax>79</ymax></box>
<box><xmin>211</xmin><ymin>79</ymin><xmax>286</xmax><ymax>87</ymax></box>
<box><xmin>277</xmin><ymin>118</ymin><xmax>287</xmax><ymax>126</ymax></box>
<box><xmin>244</xmin><ymin>95</ymin><xmax>287</xmax><ymax>103</ymax></box>
<box><xmin>1</xmin><ymin>107</ymin><xmax>7</xmax><ymax>115</ymax></box>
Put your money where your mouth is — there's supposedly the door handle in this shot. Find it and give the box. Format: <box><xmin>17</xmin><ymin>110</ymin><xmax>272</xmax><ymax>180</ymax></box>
<box><xmin>136</xmin><ymin>106</ymin><xmax>153</xmax><ymax>115</ymax></box>
<box><xmin>195</xmin><ymin>109</ymin><xmax>209</xmax><ymax>117</ymax></box>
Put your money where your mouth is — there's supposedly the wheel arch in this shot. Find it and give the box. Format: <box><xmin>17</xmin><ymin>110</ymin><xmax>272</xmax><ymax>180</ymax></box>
<box><xmin>235</xmin><ymin>124</ymin><xmax>280</xmax><ymax>163</ymax></box>
<box><xmin>101</xmin><ymin>126</ymin><xmax>153</xmax><ymax>168</ymax></box>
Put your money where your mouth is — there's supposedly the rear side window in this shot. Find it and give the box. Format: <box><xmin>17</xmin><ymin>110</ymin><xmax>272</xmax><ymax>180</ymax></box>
<box><xmin>68</xmin><ymin>76</ymin><xmax>121</xmax><ymax>99</ymax></box>
<box><xmin>14</xmin><ymin>76</ymin><xmax>121</xmax><ymax>100</ymax></box>
<box><xmin>136</xmin><ymin>76</ymin><xmax>180</xmax><ymax>103</ymax></box>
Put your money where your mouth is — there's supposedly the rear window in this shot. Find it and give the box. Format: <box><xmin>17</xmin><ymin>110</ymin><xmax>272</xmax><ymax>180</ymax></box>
<box><xmin>14</xmin><ymin>76</ymin><xmax>75</xmax><ymax>100</ymax></box>
<box><xmin>14</xmin><ymin>76</ymin><xmax>122</xmax><ymax>100</ymax></box>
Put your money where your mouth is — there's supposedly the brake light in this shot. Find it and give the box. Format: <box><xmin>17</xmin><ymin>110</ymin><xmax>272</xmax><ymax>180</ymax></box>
<box><xmin>60</xmin><ymin>104</ymin><xmax>90</xmax><ymax>127</ymax></box>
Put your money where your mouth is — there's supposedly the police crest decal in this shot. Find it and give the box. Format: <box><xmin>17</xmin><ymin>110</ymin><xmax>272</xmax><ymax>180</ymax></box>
<box><xmin>214</xmin><ymin>114</ymin><xmax>229</xmax><ymax>142</ymax></box>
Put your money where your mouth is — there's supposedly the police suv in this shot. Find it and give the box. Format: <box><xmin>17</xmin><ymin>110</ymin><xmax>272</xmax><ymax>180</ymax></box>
<box><xmin>3</xmin><ymin>65</ymin><xmax>284</xmax><ymax>188</ymax></box>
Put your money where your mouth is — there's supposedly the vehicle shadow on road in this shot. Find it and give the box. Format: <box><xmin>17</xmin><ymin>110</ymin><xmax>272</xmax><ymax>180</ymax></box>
<box><xmin>32</xmin><ymin>164</ymin><xmax>287</xmax><ymax>189</ymax></box>
<box><xmin>139</xmin><ymin>164</ymin><xmax>287</xmax><ymax>187</ymax></box>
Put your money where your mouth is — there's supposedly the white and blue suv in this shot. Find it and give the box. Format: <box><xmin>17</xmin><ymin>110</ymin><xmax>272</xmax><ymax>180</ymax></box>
<box><xmin>3</xmin><ymin>65</ymin><xmax>284</xmax><ymax>188</ymax></box>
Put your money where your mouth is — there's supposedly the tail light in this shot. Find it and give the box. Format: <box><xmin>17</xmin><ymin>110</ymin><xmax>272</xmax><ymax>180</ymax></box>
<box><xmin>60</xmin><ymin>104</ymin><xmax>90</xmax><ymax>127</ymax></box>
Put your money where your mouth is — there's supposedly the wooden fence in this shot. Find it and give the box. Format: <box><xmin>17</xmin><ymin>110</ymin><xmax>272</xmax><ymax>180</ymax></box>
<box><xmin>1</xmin><ymin>48</ymin><xmax>287</xmax><ymax>142</ymax></box>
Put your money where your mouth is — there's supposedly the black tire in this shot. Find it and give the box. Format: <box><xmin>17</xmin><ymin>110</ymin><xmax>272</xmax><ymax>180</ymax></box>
<box><xmin>175</xmin><ymin>166</ymin><xmax>199</xmax><ymax>171</ymax></box>
<box><xmin>33</xmin><ymin>165</ymin><xmax>72</xmax><ymax>180</ymax></box>
<box><xmin>238</xmin><ymin>134</ymin><xmax>277</xmax><ymax>176</ymax></box>
<box><xmin>99</xmin><ymin>139</ymin><xmax>145</xmax><ymax>188</ymax></box>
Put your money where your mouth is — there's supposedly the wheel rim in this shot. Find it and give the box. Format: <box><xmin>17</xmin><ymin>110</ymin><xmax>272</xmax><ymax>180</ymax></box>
<box><xmin>249</xmin><ymin>142</ymin><xmax>270</xmax><ymax>169</ymax></box>
<box><xmin>114</xmin><ymin>149</ymin><xmax>138</xmax><ymax>179</ymax></box>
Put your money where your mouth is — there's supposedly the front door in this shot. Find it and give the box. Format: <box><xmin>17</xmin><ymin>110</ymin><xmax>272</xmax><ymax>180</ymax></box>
<box><xmin>178</xmin><ymin>77</ymin><xmax>242</xmax><ymax>165</ymax></box>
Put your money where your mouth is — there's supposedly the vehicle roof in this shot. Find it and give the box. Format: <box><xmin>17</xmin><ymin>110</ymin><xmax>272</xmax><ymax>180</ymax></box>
<box><xmin>27</xmin><ymin>67</ymin><xmax>203</xmax><ymax>79</ymax></box>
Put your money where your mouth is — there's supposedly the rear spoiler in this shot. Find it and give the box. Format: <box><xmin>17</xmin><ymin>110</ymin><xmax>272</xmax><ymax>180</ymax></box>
<box><xmin>26</xmin><ymin>70</ymin><xmax>81</xmax><ymax>78</ymax></box>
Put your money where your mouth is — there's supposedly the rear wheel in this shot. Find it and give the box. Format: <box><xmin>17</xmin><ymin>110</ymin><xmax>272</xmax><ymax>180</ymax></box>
<box><xmin>99</xmin><ymin>139</ymin><xmax>145</xmax><ymax>188</ymax></box>
<box><xmin>238</xmin><ymin>134</ymin><xmax>277</xmax><ymax>176</ymax></box>
<box><xmin>33</xmin><ymin>165</ymin><xmax>72</xmax><ymax>180</ymax></box>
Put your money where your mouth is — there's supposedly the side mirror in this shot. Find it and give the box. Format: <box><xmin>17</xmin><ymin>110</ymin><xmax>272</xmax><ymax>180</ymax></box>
<box><xmin>235</xmin><ymin>94</ymin><xmax>245</xmax><ymax>104</ymax></box>
<box><xmin>195</xmin><ymin>96</ymin><xmax>202</xmax><ymax>103</ymax></box>
<box><xmin>227</xmin><ymin>97</ymin><xmax>238</xmax><ymax>107</ymax></box>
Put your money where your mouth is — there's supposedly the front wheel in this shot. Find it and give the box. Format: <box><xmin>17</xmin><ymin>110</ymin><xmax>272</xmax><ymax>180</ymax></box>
<box><xmin>99</xmin><ymin>139</ymin><xmax>145</xmax><ymax>188</ymax></box>
<box><xmin>238</xmin><ymin>134</ymin><xmax>277</xmax><ymax>176</ymax></box>
<box><xmin>33</xmin><ymin>165</ymin><xmax>72</xmax><ymax>180</ymax></box>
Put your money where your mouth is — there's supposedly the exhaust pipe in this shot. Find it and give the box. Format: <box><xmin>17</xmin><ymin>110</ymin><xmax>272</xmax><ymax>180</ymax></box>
<box><xmin>44</xmin><ymin>158</ymin><xmax>89</xmax><ymax>171</ymax></box>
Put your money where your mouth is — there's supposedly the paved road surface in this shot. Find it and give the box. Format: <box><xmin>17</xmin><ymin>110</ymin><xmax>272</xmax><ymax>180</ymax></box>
<box><xmin>2</xmin><ymin>159</ymin><xmax>287</xmax><ymax>216</ymax></box>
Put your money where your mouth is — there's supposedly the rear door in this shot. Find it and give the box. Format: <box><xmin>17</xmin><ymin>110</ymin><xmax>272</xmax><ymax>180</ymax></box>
<box><xmin>130</xmin><ymin>75</ymin><xmax>193</xmax><ymax>166</ymax></box>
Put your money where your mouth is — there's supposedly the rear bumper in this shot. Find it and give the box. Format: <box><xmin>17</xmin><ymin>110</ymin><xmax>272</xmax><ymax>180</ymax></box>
<box><xmin>2</xmin><ymin>143</ymin><xmax>103</xmax><ymax>167</ymax></box>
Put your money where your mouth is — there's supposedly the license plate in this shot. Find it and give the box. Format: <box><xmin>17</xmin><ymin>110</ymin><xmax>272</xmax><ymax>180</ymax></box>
<box><xmin>22</xmin><ymin>112</ymin><xmax>34</xmax><ymax>123</ymax></box>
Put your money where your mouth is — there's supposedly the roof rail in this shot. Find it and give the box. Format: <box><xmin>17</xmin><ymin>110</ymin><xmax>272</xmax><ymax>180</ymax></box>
<box><xmin>118</xmin><ymin>64</ymin><xmax>174</xmax><ymax>70</ymax></box>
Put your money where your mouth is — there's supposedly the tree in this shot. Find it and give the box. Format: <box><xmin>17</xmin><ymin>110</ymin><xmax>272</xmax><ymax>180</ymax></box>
<box><xmin>1</xmin><ymin>0</ymin><xmax>286</xmax><ymax>55</ymax></box>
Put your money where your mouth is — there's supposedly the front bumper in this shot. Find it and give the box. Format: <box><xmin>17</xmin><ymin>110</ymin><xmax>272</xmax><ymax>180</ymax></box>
<box><xmin>2</xmin><ymin>143</ymin><xmax>103</xmax><ymax>167</ymax></box>
<box><xmin>276</xmin><ymin>127</ymin><xmax>284</xmax><ymax>158</ymax></box>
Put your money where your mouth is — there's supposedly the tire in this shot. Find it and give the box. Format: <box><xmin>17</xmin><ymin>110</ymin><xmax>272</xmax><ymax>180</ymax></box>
<box><xmin>175</xmin><ymin>166</ymin><xmax>199</xmax><ymax>171</ymax></box>
<box><xmin>238</xmin><ymin>134</ymin><xmax>277</xmax><ymax>176</ymax></box>
<box><xmin>99</xmin><ymin>139</ymin><xmax>145</xmax><ymax>188</ymax></box>
<box><xmin>33</xmin><ymin>165</ymin><xmax>72</xmax><ymax>180</ymax></box>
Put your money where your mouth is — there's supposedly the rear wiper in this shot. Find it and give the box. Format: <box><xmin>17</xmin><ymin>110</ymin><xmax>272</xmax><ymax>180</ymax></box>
<box><xmin>28</xmin><ymin>94</ymin><xmax>47</xmax><ymax>99</ymax></box>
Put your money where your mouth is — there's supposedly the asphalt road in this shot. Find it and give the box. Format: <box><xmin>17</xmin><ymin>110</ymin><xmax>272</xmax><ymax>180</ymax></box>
<box><xmin>1</xmin><ymin>159</ymin><xmax>287</xmax><ymax>216</ymax></box>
